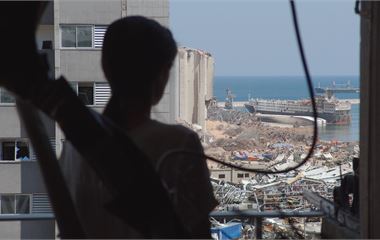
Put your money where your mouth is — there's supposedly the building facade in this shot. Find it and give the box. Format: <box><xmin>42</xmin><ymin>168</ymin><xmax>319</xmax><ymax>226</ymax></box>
<box><xmin>0</xmin><ymin>0</ymin><xmax>214</xmax><ymax>238</ymax></box>
<box><xmin>0</xmin><ymin>1</ymin><xmax>169</xmax><ymax>238</ymax></box>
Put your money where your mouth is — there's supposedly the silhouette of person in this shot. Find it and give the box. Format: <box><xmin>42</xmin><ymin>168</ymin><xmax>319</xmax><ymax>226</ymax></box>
<box><xmin>0</xmin><ymin>13</ymin><xmax>217</xmax><ymax>238</ymax></box>
<box><xmin>59</xmin><ymin>16</ymin><xmax>218</xmax><ymax>238</ymax></box>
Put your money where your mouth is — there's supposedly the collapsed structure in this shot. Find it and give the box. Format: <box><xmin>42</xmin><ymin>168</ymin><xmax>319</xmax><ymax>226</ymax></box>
<box><xmin>202</xmin><ymin>106</ymin><xmax>359</xmax><ymax>238</ymax></box>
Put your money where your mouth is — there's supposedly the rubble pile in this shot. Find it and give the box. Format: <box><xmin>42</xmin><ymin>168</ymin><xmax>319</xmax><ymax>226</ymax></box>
<box><xmin>207</xmin><ymin>106</ymin><xmax>257</xmax><ymax>126</ymax></box>
<box><xmin>205</xmin><ymin>118</ymin><xmax>314</xmax><ymax>161</ymax></box>
<box><xmin>205</xmin><ymin>106</ymin><xmax>359</xmax><ymax>238</ymax></box>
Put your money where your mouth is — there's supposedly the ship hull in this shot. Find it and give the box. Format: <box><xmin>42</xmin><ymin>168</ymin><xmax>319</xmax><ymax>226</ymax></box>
<box><xmin>244</xmin><ymin>104</ymin><xmax>350</xmax><ymax>125</ymax></box>
<box><xmin>315</xmin><ymin>87</ymin><xmax>359</xmax><ymax>94</ymax></box>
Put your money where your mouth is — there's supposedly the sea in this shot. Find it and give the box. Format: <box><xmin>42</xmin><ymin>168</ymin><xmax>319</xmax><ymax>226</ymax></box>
<box><xmin>213</xmin><ymin>76</ymin><xmax>360</xmax><ymax>142</ymax></box>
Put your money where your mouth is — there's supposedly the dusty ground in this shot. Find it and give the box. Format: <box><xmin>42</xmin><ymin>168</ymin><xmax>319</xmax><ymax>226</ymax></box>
<box><xmin>204</xmin><ymin>107</ymin><xmax>357</xmax><ymax>167</ymax></box>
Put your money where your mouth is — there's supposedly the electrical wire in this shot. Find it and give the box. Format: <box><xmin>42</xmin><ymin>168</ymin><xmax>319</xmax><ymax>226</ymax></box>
<box><xmin>160</xmin><ymin>0</ymin><xmax>318</xmax><ymax>175</ymax></box>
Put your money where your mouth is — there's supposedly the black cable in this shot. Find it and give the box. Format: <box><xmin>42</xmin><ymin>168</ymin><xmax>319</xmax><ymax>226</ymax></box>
<box><xmin>160</xmin><ymin>0</ymin><xmax>318</xmax><ymax>174</ymax></box>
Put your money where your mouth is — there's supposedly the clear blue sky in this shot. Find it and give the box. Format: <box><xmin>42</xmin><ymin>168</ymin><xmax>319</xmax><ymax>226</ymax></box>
<box><xmin>170</xmin><ymin>0</ymin><xmax>360</xmax><ymax>77</ymax></box>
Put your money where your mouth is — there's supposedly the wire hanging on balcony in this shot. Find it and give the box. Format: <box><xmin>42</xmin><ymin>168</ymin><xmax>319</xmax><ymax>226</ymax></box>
<box><xmin>160</xmin><ymin>0</ymin><xmax>318</xmax><ymax>174</ymax></box>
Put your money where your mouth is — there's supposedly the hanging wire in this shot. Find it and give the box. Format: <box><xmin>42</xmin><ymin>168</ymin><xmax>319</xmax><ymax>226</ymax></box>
<box><xmin>160</xmin><ymin>0</ymin><xmax>318</xmax><ymax>174</ymax></box>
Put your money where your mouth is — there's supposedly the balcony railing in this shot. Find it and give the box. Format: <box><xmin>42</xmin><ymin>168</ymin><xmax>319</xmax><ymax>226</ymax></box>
<box><xmin>0</xmin><ymin>210</ymin><xmax>325</xmax><ymax>239</ymax></box>
<box><xmin>0</xmin><ymin>213</ymin><xmax>54</xmax><ymax>221</ymax></box>
<box><xmin>210</xmin><ymin>210</ymin><xmax>324</xmax><ymax>239</ymax></box>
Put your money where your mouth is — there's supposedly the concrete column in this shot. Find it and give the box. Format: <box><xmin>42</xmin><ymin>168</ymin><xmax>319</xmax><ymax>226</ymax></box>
<box><xmin>179</xmin><ymin>49</ymin><xmax>188</xmax><ymax>123</ymax></box>
<box><xmin>206</xmin><ymin>56</ymin><xmax>215</xmax><ymax>100</ymax></box>
<box><xmin>198</xmin><ymin>53</ymin><xmax>207</xmax><ymax>129</ymax></box>
<box><xmin>121</xmin><ymin>0</ymin><xmax>127</xmax><ymax>17</ymax></box>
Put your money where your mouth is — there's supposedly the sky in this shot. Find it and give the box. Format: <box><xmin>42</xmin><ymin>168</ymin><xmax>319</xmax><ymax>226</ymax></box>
<box><xmin>170</xmin><ymin>0</ymin><xmax>360</xmax><ymax>77</ymax></box>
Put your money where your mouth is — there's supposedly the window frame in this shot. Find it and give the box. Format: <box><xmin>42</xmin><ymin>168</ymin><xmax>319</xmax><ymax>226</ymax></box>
<box><xmin>60</xmin><ymin>25</ymin><xmax>77</xmax><ymax>48</ymax></box>
<box><xmin>78</xmin><ymin>82</ymin><xmax>95</xmax><ymax>106</ymax></box>
<box><xmin>15</xmin><ymin>194</ymin><xmax>31</xmax><ymax>214</ymax></box>
<box><xmin>60</xmin><ymin>24</ymin><xmax>94</xmax><ymax>49</ymax></box>
<box><xmin>76</xmin><ymin>25</ymin><xmax>93</xmax><ymax>48</ymax></box>
<box><xmin>60</xmin><ymin>24</ymin><xmax>108</xmax><ymax>49</ymax></box>
<box><xmin>0</xmin><ymin>194</ymin><xmax>32</xmax><ymax>215</ymax></box>
<box><xmin>72</xmin><ymin>82</ymin><xmax>112</xmax><ymax>106</ymax></box>
<box><xmin>0</xmin><ymin>88</ymin><xmax>15</xmax><ymax>105</ymax></box>
<box><xmin>94</xmin><ymin>25</ymin><xmax>108</xmax><ymax>49</ymax></box>
<box><xmin>0</xmin><ymin>139</ymin><xmax>31</xmax><ymax>162</ymax></box>
<box><xmin>71</xmin><ymin>82</ymin><xmax>96</xmax><ymax>106</ymax></box>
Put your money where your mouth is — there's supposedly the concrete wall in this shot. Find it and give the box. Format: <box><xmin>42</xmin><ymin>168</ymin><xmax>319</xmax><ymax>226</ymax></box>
<box><xmin>21</xmin><ymin>220</ymin><xmax>55</xmax><ymax>239</ymax></box>
<box><xmin>60</xmin><ymin>51</ymin><xmax>105</xmax><ymax>83</ymax></box>
<box><xmin>126</xmin><ymin>0</ymin><xmax>173</xmax><ymax>123</ymax></box>
<box><xmin>40</xmin><ymin>2</ymin><xmax>53</xmax><ymax>25</ymax></box>
<box><xmin>36</xmin><ymin>25</ymin><xmax>54</xmax><ymax>50</ymax></box>
<box><xmin>59</xmin><ymin>1</ymin><xmax>122</xmax><ymax>25</ymax></box>
<box><xmin>0</xmin><ymin>1</ymin><xmax>176</xmax><ymax>239</ymax></box>
<box><xmin>56</xmin><ymin>0</ymin><xmax>115</xmax><ymax>84</ymax></box>
<box><xmin>210</xmin><ymin>168</ymin><xmax>253</xmax><ymax>184</ymax></box>
<box><xmin>0</xmin><ymin>220</ymin><xmax>54</xmax><ymax>239</ymax></box>
<box><xmin>176</xmin><ymin>47</ymin><xmax>214</xmax><ymax>130</ymax></box>
<box><xmin>210</xmin><ymin>169</ymin><xmax>233</xmax><ymax>182</ymax></box>
<box><xmin>20</xmin><ymin>162</ymin><xmax>48</xmax><ymax>193</ymax></box>
<box><xmin>0</xmin><ymin>222</ymin><xmax>21</xmax><ymax>239</ymax></box>
<box><xmin>126</xmin><ymin>0</ymin><xmax>169</xmax><ymax>26</ymax></box>
<box><xmin>206</xmin><ymin>57</ymin><xmax>215</xmax><ymax>100</ymax></box>
<box><xmin>0</xmin><ymin>160</ymin><xmax>51</xmax><ymax>238</ymax></box>
<box><xmin>151</xmin><ymin>60</ymin><xmax>178</xmax><ymax>123</ymax></box>
<box><xmin>55</xmin><ymin>0</ymin><xmax>174</xmax><ymax>124</ymax></box>
<box><xmin>0</xmin><ymin>162</ymin><xmax>45</xmax><ymax>197</ymax></box>
<box><xmin>0</xmin><ymin>163</ymin><xmax>22</xmax><ymax>193</ymax></box>
<box><xmin>0</xmin><ymin>107</ymin><xmax>22</xmax><ymax>138</ymax></box>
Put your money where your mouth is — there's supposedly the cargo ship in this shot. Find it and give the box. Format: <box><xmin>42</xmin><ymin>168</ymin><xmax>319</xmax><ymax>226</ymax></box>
<box><xmin>315</xmin><ymin>81</ymin><xmax>359</xmax><ymax>94</ymax></box>
<box><xmin>244</xmin><ymin>94</ymin><xmax>351</xmax><ymax>125</ymax></box>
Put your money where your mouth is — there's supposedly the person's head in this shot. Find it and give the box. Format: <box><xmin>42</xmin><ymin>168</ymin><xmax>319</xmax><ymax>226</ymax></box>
<box><xmin>102</xmin><ymin>16</ymin><xmax>177</xmax><ymax>106</ymax></box>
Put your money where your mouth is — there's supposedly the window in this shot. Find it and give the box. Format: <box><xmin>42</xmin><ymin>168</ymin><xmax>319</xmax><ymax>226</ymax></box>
<box><xmin>16</xmin><ymin>142</ymin><xmax>29</xmax><ymax>160</ymax></box>
<box><xmin>2</xmin><ymin>142</ymin><xmax>15</xmax><ymax>161</ymax></box>
<box><xmin>1</xmin><ymin>194</ymin><xmax>30</xmax><ymax>214</ymax></box>
<box><xmin>237</xmin><ymin>173</ymin><xmax>244</xmax><ymax>178</ymax></box>
<box><xmin>1</xmin><ymin>140</ymin><xmax>29</xmax><ymax>161</ymax></box>
<box><xmin>245</xmin><ymin>173</ymin><xmax>249</xmax><ymax>178</ymax></box>
<box><xmin>1</xmin><ymin>195</ymin><xmax>15</xmax><ymax>214</ymax></box>
<box><xmin>94</xmin><ymin>26</ymin><xmax>107</xmax><ymax>48</ymax></box>
<box><xmin>78</xmin><ymin>83</ymin><xmax>94</xmax><ymax>105</ymax></box>
<box><xmin>72</xmin><ymin>82</ymin><xmax>111</xmax><ymax>106</ymax></box>
<box><xmin>16</xmin><ymin>195</ymin><xmax>30</xmax><ymax>214</ymax></box>
<box><xmin>61</xmin><ymin>25</ymin><xmax>76</xmax><ymax>47</ymax></box>
<box><xmin>76</xmin><ymin>26</ymin><xmax>92</xmax><ymax>47</ymax></box>
<box><xmin>61</xmin><ymin>25</ymin><xmax>107</xmax><ymax>48</ymax></box>
<box><xmin>218</xmin><ymin>174</ymin><xmax>225</xmax><ymax>179</ymax></box>
<box><xmin>0</xmin><ymin>88</ymin><xmax>15</xmax><ymax>103</ymax></box>
<box><xmin>94</xmin><ymin>82</ymin><xmax>111</xmax><ymax>105</ymax></box>
<box><xmin>61</xmin><ymin>25</ymin><xmax>92</xmax><ymax>48</ymax></box>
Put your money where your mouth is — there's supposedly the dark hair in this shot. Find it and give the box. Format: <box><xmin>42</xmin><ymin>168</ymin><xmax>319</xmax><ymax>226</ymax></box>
<box><xmin>101</xmin><ymin>16</ymin><xmax>177</xmax><ymax>96</ymax></box>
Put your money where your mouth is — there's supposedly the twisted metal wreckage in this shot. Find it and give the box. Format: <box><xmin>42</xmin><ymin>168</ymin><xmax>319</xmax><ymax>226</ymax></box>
<box><xmin>209</xmin><ymin>159</ymin><xmax>358</xmax><ymax>238</ymax></box>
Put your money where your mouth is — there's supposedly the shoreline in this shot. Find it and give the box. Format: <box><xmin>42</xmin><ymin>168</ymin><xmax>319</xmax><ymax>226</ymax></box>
<box><xmin>216</xmin><ymin>98</ymin><xmax>360</xmax><ymax>108</ymax></box>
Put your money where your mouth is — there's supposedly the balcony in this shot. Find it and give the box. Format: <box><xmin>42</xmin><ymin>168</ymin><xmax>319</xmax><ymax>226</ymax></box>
<box><xmin>0</xmin><ymin>210</ymin><xmax>323</xmax><ymax>239</ymax></box>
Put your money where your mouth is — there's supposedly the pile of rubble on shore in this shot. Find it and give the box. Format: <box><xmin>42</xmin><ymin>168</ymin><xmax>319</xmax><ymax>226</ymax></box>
<box><xmin>207</xmin><ymin>106</ymin><xmax>257</xmax><ymax>126</ymax></box>
<box><xmin>203</xmin><ymin>106</ymin><xmax>359</xmax><ymax>238</ymax></box>
<box><xmin>204</xmin><ymin>107</ymin><xmax>357</xmax><ymax>167</ymax></box>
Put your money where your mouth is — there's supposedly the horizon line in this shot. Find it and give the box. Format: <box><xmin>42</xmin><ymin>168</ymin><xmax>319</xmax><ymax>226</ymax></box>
<box><xmin>215</xmin><ymin>75</ymin><xmax>360</xmax><ymax>77</ymax></box>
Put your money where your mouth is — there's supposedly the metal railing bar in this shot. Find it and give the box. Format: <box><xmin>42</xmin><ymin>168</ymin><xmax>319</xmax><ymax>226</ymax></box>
<box><xmin>210</xmin><ymin>210</ymin><xmax>324</xmax><ymax>218</ymax></box>
<box><xmin>0</xmin><ymin>213</ymin><xmax>54</xmax><ymax>221</ymax></box>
